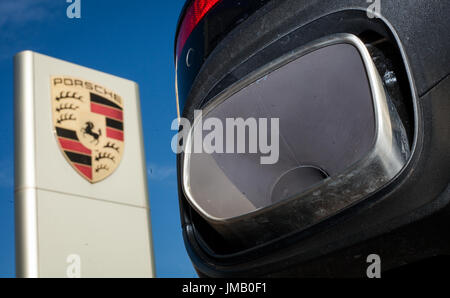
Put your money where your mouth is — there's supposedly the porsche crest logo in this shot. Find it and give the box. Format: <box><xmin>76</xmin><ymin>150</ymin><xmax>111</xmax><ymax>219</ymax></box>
<box><xmin>51</xmin><ymin>76</ymin><xmax>124</xmax><ymax>183</ymax></box>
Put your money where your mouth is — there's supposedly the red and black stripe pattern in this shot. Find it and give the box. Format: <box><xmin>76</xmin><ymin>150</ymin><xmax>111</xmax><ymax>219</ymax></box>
<box><xmin>56</xmin><ymin>127</ymin><xmax>93</xmax><ymax>180</ymax></box>
<box><xmin>90</xmin><ymin>93</ymin><xmax>124</xmax><ymax>141</ymax></box>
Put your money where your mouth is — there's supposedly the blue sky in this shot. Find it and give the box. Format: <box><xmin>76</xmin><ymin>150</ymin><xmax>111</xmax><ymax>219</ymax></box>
<box><xmin>0</xmin><ymin>0</ymin><xmax>197</xmax><ymax>277</ymax></box>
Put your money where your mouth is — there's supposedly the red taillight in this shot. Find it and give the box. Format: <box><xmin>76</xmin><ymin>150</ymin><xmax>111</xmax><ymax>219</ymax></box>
<box><xmin>176</xmin><ymin>0</ymin><xmax>222</xmax><ymax>58</ymax></box>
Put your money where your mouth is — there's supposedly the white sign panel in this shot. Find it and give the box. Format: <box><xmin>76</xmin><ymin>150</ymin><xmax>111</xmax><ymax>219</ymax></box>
<box><xmin>14</xmin><ymin>51</ymin><xmax>155</xmax><ymax>278</ymax></box>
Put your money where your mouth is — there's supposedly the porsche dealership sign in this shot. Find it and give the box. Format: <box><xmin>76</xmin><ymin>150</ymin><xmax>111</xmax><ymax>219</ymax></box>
<box><xmin>14</xmin><ymin>51</ymin><xmax>154</xmax><ymax>278</ymax></box>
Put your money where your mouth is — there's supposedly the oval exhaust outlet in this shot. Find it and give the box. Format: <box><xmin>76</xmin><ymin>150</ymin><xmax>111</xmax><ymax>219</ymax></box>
<box><xmin>181</xmin><ymin>34</ymin><xmax>410</xmax><ymax>246</ymax></box>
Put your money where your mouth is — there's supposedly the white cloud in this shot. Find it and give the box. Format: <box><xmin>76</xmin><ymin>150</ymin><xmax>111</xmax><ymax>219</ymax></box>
<box><xmin>147</xmin><ymin>163</ymin><xmax>176</xmax><ymax>181</ymax></box>
<box><xmin>0</xmin><ymin>0</ymin><xmax>57</xmax><ymax>29</ymax></box>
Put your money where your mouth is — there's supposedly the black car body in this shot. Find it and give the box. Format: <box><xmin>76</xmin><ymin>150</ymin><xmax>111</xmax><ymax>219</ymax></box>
<box><xmin>174</xmin><ymin>0</ymin><xmax>449</xmax><ymax>277</ymax></box>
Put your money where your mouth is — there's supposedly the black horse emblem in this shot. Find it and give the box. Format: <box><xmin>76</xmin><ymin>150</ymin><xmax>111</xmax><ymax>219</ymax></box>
<box><xmin>81</xmin><ymin>121</ymin><xmax>102</xmax><ymax>144</ymax></box>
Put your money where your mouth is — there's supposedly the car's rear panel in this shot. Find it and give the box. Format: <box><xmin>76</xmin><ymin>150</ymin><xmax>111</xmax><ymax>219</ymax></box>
<box><xmin>175</xmin><ymin>0</ymin><xmax>271</xmax><ymax>115</ymax></box>
<box><xmin>175</xmin><ymin>0</ymin><xmax>450</xmax><ymax>277</ymax></box>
